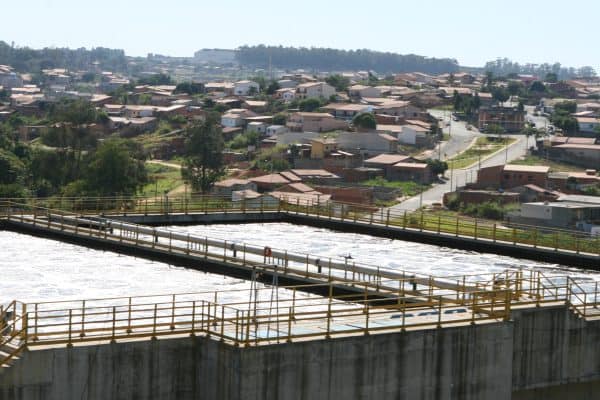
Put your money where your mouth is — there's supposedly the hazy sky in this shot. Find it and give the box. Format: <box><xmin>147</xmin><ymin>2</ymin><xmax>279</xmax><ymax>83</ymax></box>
<box><xmin>1</xmin><ymin>0</ymin><xmax>597</xmax><ymax>69</ymax></box>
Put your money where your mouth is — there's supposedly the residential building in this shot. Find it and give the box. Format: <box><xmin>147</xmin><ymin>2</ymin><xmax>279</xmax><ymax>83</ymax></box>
<box><xmin>478</xmin><ymin>106</ymin><xmax>526</xmax><ymax>132</ymax></box>
<box><xmin>548</xmin><ymin>144</ymin><xmax>600</xmax><ymax>169</ymax></box>
<box><xmin>322</xmin><ymin>103</ymin><xmax>373</xmax><ymax>120</ymax></box>
<box><xmin>475</xmin><ymin>164</ymin><xmax>550</xmax><ymax>189</ymax></box>
<box><xmin>287</xmin><ymin>112</ymin><xmax>348</xmax><ymax>132</ymax></box>
<box><xmin>336</xmin><ymin>132</ymin><xmax>398</xmax><ymax>155</ymax></box>
<box><xmin>575</xmin><ymin>117</ymin><xmax>600</xmax><ymax>134</ymax></box>
<box><xmin>348</xmin><ymin>85</ymin><xmax>382</xmax><ymax>98</ymax></box>
<box><xmin>233</xmin><ymin>80</ymin><xmax>260</xmax><ymax>96</ymax></box>
<box><xmin>275</xmin><ymin>88</ymin><xmax>296</xmax><ymax>102</ymax></box>
<box><xmin>509</xmin><ymin>195</ymin><xmax>600</xmax><ymax>232</ymax></box>
<box><xmin>374</xmin><ymin>101</ymin><xmax>421</xmax><ymax>118</ymax></box>
<box><xmin>0</xmin><ymin>65</ymin><xmax>23</xmax><ymax>88</ymax></box>
<box><xmin>246</xmin><ymin>122</ymin><xmax>267</xmax><ymax>134</ymax></box>
<box><xmin>295</xmin><ymin>82</ymin><xmax>335</xmax><ymax>100</ymax></box>
<box><xmin>310</xmin><ymin>138</ymin><xmax>339</xmax><ymax>159</ymax></box>
<box><xmin>213</xmin><ymin>179</ymin><xmax>257</xmax><ymax>197</ymax></box>
<box><xmin>266</xmin><ymin>125</ymin><xmax>288</xmax><ymax>137</ymax></box>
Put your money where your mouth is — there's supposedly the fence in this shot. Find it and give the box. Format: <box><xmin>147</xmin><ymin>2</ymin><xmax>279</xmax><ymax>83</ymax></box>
<box><xmin>1</xmin><ymin>195</ymin><xmax>597</xmax><ymax>257</ymax></box>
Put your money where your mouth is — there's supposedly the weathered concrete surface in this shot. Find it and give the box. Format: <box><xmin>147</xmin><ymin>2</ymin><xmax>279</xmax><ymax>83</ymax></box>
<box><xmin>511</xmin><ymin>306</ymin><xmax>600</xmax><ymax>398</ymax></box>
<box><xmin>0</xmin><ymin>323</ymin><xmax>513</xmax><ymax>400</ymax></box>
<box><xmin>112</xmin><ymin>211</ymin><xmax>282</xmax><ymax>226</ymax></box>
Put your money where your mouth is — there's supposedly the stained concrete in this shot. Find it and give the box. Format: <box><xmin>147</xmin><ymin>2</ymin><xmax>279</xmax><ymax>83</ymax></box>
<box><xmin>0</xmin><ymin>323</ymin><xmax>513</xmax><ymax>400</ymax></box>
<box><xmin>2</xmin><ymin>305</ymin><xmax>600</xmax><ymax>400</ymax></box>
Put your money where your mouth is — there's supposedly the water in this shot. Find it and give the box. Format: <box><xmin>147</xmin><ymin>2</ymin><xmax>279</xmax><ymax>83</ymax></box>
<box><xmin>1</xmin><ymin>222</ymin><xmax>598</xmax><ymax>304</ymax></box>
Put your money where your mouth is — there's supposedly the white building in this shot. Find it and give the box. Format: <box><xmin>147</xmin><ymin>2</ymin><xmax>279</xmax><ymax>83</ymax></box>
<box><xmin>266</xmin><ymin>125</ymin><xmax>288</xmax><ymax>137</ymax></box>
<box><xmin>247</xmin><ymin>122</ymin><xmax>267</xmax><ymax>134</ymax></box>
<box><xmin>234</xmin><ymin>80</ymin><xmax>260</xmax><ymax>96</ymax></box>
<box><xmin>296</xmin><ymin>82</ymin><xmax>335</xmax><ymax>100</ymax></box>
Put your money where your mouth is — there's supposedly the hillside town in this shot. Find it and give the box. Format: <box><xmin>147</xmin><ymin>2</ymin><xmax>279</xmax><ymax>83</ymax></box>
<box><xmin>1</xmin><ymin>52</ymin><xmax>599</xmax><ymax>234</ymax></box>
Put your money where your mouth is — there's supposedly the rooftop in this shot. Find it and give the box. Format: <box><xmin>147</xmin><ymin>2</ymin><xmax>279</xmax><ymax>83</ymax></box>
<box><xmin>364</xmin><ymin>154</ymin><xmax>411</xmax><ymax>165</ymax></box>
<box><xmin>504</xmin><ymin>165</ymin><xmax>550</xmax><ymax>174</ymax></box>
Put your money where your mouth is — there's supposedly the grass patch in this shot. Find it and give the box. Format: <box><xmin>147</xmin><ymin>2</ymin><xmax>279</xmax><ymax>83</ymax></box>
<box><xmin>140</xmin><ymin>163</ymin><xmax>184</xmax><ymax>197</ymax></box>
<box><xmin>448</xmin><ymin>136</ymin><xmax>516</xmax><ymax>169</ymax></box>
<box><xmin>508</xmin><ymin>155</ymin><xmax>585</xmax><ymax>172</ymax></box>
<box><xmin>361</xmin><ymin>177</ymin><xmax>429</xmax><ymax>197</ymax></box>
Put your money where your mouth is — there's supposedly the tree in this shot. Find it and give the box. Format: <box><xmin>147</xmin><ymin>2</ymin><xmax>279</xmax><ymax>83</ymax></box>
<box><xmin>426</xmin><ymin>159</ymin><xmax>448</xmax><ymax>176</ymax></box>
<box><xmin>137</xmin><ymin>73</ymin><xmax>174</xmax><ymax>86</ymax></box>
<box><xmin>84</xmin><ymin>139</ymin><xmax>147</xmax><ymax>196</ymax></box>
<box><xmin>298</xmin><ymin>98</ymin><xmax>321</xmax><ymax>112</ymax></box>
<box><xmin>544</xmin><ymin>72</ymin><xmax>558</xmax><ymax>83</ymax></box>
<box><xmin>352</xmin><ymin>112</ymin><xmax>377</xmax><ymax>130</ymax></box>
<box><xmin>174</xmin><ymin>82</ymin><xmax>204</xmax><ymax>95</ymax></box>
<box><xmin>325</xmin><ymin>74</ymin><xmax>350</xmax><ymax>92</ymax></box>
<box><xmin>492</xmin><ymin>87</ymin><xmax>509</xmax><ymax>103</ymax></box>
<box><xmin>265</xmin><ymin>80</ymin><xmax>280</xmax><ymax>95</ymax></box>
<box><xmin>181</xmin><ymin>118</ymin><xmax>225</xmax><ymax>193</ymax></box>
<box><xmin>529</xmin><ymin>81</ymin><xmax>546</xmax><ymax>93</ymax></box>
<box><xmin>272</xmin><ymin>113</ymin><xmax>287</xmax><ymax>126</ymax></box>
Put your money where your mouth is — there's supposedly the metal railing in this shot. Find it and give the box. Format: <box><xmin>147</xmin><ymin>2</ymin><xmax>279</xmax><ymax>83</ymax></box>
<box><xmin>1</xmin><ymin>282</ymin><xmax>515</xmax><ymax>366</ymax></box>
<box><xmin>1</xmin><ymin>195</ymin><xmax>598</xmax><ymax>257</ymax></box>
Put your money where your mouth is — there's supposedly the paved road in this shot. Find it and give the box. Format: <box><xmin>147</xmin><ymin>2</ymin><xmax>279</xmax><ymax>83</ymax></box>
<box><xmin>427</xmin><ymin>109</ymin><xmax>481</xmax><ymax>161</ymax></box>
<box><xmin>389</xmin><ymin>108</ymin><xmax>551</xmax><ymax>212</ymax></box>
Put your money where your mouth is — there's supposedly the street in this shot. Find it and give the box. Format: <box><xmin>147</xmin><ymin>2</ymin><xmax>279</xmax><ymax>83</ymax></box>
<box><xmin>388</xmin><ymin>108</ymin><xmax>549</xmax><ymax>212</ymax></box>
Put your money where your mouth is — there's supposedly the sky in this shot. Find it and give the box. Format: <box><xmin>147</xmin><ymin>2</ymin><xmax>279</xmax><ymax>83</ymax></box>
<box><xmin>1</xmin><ymin>0</ymin><xmax>597</xmax><ymax>69</ymax></box>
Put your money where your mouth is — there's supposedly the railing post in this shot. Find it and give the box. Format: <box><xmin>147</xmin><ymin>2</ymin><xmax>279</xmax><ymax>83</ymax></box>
<box><xmin>67</xmin><ymin>308</ymin><xmax>73</xmax><ymax>347</ymax></box>
<box><xmin>111</xmin><ymin>306</ymin><xmax>116</xmax><ymax>343</ymax></box>
<box><xmin>402</xmin><ymin>210</ymin><xmax>407</xmax><ymax>229</ymax></box>
<box><xmin>81</xmin><ymin>300</ymin><xmax>86</xmax><ymax>337</ymax></box>
<box><xmin>21</xmin><ymin>303</ymin><xmax>28</xmax><ymax>342</ymax></box>
<box><xmin>170</xmin><ymin>294</ymin><xmax>176</xmax><ymax>330</ymax></box>
<box><xmin>287</xmin><ymin>307</ymin><xmax>292</xmax><ymax>343</ymax></box>
<box><xmin>493</xmin><ymin>224</ymin><xmax>497</xmax><ymax>242</ymax></box>
<box><xmin>152</xmin><ymin>304</ymin><xmax>158</xmax><ymax>339</ymax></box>
<box><xmin>386</xmin><ymin>209</ymin><xmax>390</xmax><ymax>227</ymax></box>
<box><xmin>191</xmin><ymin>301</ymin><xmax>196</xmax><ymax>336</ymax></box>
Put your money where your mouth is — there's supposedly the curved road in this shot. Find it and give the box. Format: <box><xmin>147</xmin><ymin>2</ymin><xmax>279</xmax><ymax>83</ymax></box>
<box><xmin>390</xmin><ymin>108</ymin><xmax>548</xmax><ymax>212</ymax></box>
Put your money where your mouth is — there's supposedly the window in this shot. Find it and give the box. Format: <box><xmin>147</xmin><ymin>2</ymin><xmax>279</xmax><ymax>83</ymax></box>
<box><xmin>527</xmin><ymin>175</ymin><xmax>533</xmax><ymax>182</ymax></box>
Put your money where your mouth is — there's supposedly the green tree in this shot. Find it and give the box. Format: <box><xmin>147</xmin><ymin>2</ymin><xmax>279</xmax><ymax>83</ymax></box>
<box><xmin>544</xmin><ymin>72</ymin><xmax>558</xmax><ymax>83</ymax></box>
<box><xmin>181</xmin><ymin>118</ymin><xmax>225</xmax><ymax>193</ymax></box>
<box><xmin>272</xmin><ymin>113</ymin><xmax>287</xmax><ymax>125</ymax></box>
<box><xmin>426</xmin><ymin>159</ymin><xmax>448</xmax><ymax>176</ymax></box>
<box><xmin>137</xmin><ymin>73</ymin><xmax>174</xmax><ymax>86</ymax></box>
<box><xmin>529</xmin><ymin>81</ymin><xmax>546</xmax><ymax>93</ymax></box>
<box><xmin>266</xmin><ymin>80</ymin><xmax>280</xmax><ymax>95</ymax></box>
<box><xmin>298</xmin><ymin>98</ymin><xmax>321</xmax><ymax>112</ymax></box>
<box><xmin>174</xmin><ymin>82</ymin><xmax>204</xmax><ymax>95</ymax></box>
<box><xmin>325</xmin><ymin>74</ymin><xmax>350</xmax><ymax>91</ymax></box>
<box><xmin>352</xmin><ymin>112</ymin><xmax>377</xmax><ymax>130</ymax></box>
<box><xmin>84</xmin><ymin>139</ymin><xmax>148</xmax><ymax>196</ymax></box>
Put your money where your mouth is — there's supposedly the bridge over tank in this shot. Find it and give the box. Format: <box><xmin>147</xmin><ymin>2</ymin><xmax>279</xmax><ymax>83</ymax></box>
<box><xmin>1</xmin><ymin>196</ymin><xmax>597</xmax><ymax>269</ymax></box>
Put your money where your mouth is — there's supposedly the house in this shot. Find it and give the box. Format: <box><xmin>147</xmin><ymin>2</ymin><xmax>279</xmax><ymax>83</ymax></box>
<box><xmin>475</xmin><ymin>164</ymin><xmax>550</xmax><ymax>190</ymax></box>
<box><xmin>478</xmin><ymin>106</ymin><xmax>526</xmax><ymax>132</ymax></box>
<box><xmin>277</xmin><ymin>79</ymin><xmax>297</xmax><ymax>89</ymax></box>
<box><xmin>287</xmin><ymin>112</ymin><xmax>348</xmax><ymax>132</ymax></box>
<box><xmin>242</xmin><ymin>100</ymin><xmax>267</xmax><ymax>112</ymax></box>
<box><xmin>364</xmin><ymin>154</ymin><xmax>415</xmax><ymax>177</ymax></box>
<box><xmin>374</xmin><ymin>101</ymin><xmax>421</xmax><ymax>118</ymax></box>
<box><xmin>348</xmin><ymin>85</ymin><xmax>382</xmax><ymax>98</ymax></box>
<box><xmin>205</xmin><ymin>82</ymin><xmax>235</xmax><ymax>96</ymax></box>
<box><xmin>221</xmin><ymin>113</ymin><xmax>243</xmax><ymax>128</ymax></box>
<box><xmin>289</xmin><ymin>169</ymin><xmax>341</xmax><ymax>184</ymax></box>
<box><xmin>213</xmin><ymin>179</ymin><xmax>257</xmax><ymax>197</ymax></box>
<box><xmin>249</xmin><ymin>173</ymin><xmax>293</xmax><ymax>192</ymax></box>
<box><xmin>322</xmin><ymin>103</ymin><xmax>373</xmax><ymax>120</ymax></box>
<box><xmin>295</xmin><ymin>82</ymin><xmax>335</xmax><ymax>100</ymax></box>
<box><xmin>234</xmin><ymin>80</ymin><xmax>260</xmax><ymax>96</ymax></box>
<box><xmin>266</xmin><ymin>125</ymin><xmax>288</xmax><ymax>137</ymax></box>
<box><xmin>336</xmin><ymin>132</ymin><xmax>399</xmax><ymax>155</ymax></box>
<box><xmin>509</xmin><ymin>195</ymin><xmax>600</xmax><ymax>232</ymax></box>
<box><xmin>548</xmin><ymin>144</ymin><xmax>600</xmax><ymax>169</ymax></box>
<box><xmin>108</xmin><ymin>116</ymin><xmax>157</xmax><ymax>137</ymax></box>
<box><xmin>246</xmin><ymin>122</ymin><xmax>267</xmax><ymax>134</ymax></box>
<box><xmin>310</xmin><ymin>138</ymin><xmax>339</xmax><ymax>159</ymax></box>
<box><xmin>575</xmin><ymin>117</ymin><xmax>600</xmax><ymax>134</ymax></box>
<box><xmin>221</xmin><ymin>109</ymin><xmax>257</xmax><ymax>128</ymax></box>
<box><xmin>0</xmin><ymin>65</ymin><xmax>23</xmax><ymax>88</ymax></box>
<box><xmin>391</xmin><ymin>162</ymin><xmax>433</xmax><ymax>184</ymax></box>
<box><xmin>275</xmin><ymin>88</ymin><xmax>296</xmax><ymax>102</ymax></box>
<box><xmin>546</xmin><ymin>170</ymin><xmax>599</xmax><ymax>193</ymax></box>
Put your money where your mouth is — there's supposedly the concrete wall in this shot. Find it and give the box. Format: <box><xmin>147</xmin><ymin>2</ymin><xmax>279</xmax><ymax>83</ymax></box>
<box><xmin>511</xmin><ymin>306</ymin><xmax>600</xmax><ymax>398</ymax></box>
<box><xmin>0</xmin><ymin>323</ymin><xmax>513</xmax><ymax>400</ymax></box>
